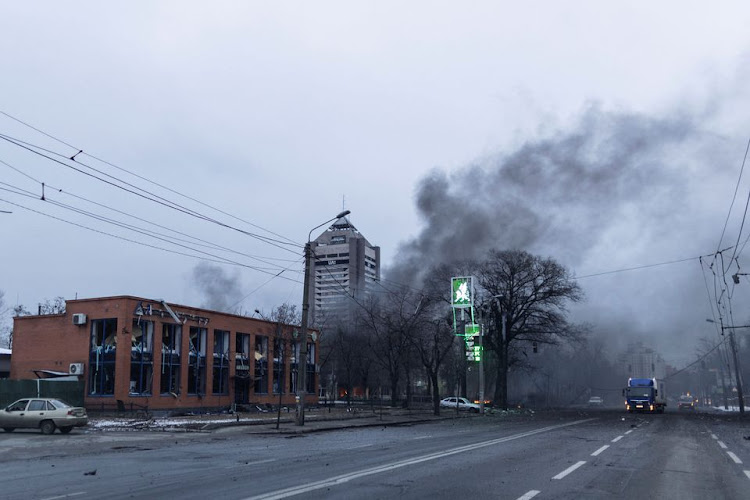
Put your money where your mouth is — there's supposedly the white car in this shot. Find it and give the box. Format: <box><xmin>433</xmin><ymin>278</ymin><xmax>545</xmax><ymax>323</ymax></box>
<box><xmin>440</xmin><ymin>397</ymin><xmax>481</xmax><ymax>413</ymax></box>
<box><xmin>1</xmin><ymin>398</ymin><xmax>88</xmax><ymax>434</ymax></box>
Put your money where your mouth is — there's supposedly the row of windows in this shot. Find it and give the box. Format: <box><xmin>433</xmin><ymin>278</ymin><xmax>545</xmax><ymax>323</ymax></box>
<box><xmin>88</xmin><ymin>318</ymin><xmax>315</xmax><ymax>397</ymax></box>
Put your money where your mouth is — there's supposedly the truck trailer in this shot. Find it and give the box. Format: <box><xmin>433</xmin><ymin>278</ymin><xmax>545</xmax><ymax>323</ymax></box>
<box><xmin>623</xmin><ymin>377</ymin><xmax>666</xmax><ymax>413</ymax></box>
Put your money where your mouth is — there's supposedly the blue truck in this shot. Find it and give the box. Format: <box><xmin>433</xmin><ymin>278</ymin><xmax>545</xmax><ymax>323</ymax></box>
<box><xmin>623</xmin><ymin>377</ymin><xmax>666</xmax><ymax>413</ymax></box>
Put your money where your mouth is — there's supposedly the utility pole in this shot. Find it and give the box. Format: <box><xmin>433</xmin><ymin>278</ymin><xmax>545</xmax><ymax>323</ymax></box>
<box><xmin>727</xmin><ymin>328</ymin><xmax>745</xmax><ymax>414</ymax></box>
<box><xmin>707</xmin><ymin>319</ymin><xmax>746</xmax><ymax>415</ymax></box>
<box><xmin>295</xmin><ymin>241</ymin><xmax>311</xmax><ymax>426</ymax></box>
<box><xmin>296</xmin><ymin>210</ymin><xmax>351</xmax><ymax>426</ymax></box>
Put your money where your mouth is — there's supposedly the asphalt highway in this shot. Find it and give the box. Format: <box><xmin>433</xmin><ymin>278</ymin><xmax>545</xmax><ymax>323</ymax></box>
<box><xmin>1</xmin><ymin>408</ymin><xmax>749</xmax><ymax>499</ymax></box>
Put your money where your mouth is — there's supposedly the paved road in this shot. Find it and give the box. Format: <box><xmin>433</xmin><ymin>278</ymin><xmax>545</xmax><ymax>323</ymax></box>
<box><xmin>1</xmin><ymin>408</ymin><xmax>749</xmax><ymax>499</ymax></box>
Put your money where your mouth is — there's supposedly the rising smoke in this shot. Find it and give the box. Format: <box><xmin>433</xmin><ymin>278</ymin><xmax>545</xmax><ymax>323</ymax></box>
<box><xmin>386</xmin><ymin>102</ymin><xmax>741</xmax><ymax>362</ymax></box>
<box><xmin>191</xmin><ymin>262</ymin><xmax>245</xmax><ymax>314</ymax></box>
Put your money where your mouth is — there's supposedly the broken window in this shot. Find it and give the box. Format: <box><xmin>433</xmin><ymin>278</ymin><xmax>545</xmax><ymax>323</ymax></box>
<box><xmin>235</xmin><ymin>333</ymin><xmax>250</xmax><ymax>371</ymax></box>
<box><xmin>212</xmin><ymin>329</ymin><xmax>230</xmax><ymax>395</ymax></box>
<box><xmin>254</xmin><ymin>335</ymin><xmax>268</xmax><ymax>394</ymax></box>
<box><xmin>306</xmin><ymin>342</ymin><xmax>316</xmax><ymax>394</ymax></box>
<box><xmin>188</xmin><ymin>326</ymin><xmax>207</xmax><ymax>396</ymax></box>
<box><xmin>234</xmin><ymin>333</ymin><xmax>251</xmax><ymax>404</ymax></box>
<box><xmin>89</xmin><ymin>318</ymin><xmax>117</xmax><ymax>396</ymax></box>
<box><xmin>130</xmin><ymin>319</ymin><xmax>154</xmax><ymax>395</ymax></box>
<box><xmin>289</xmin><ymin>340</ymin><xmax>299</xmax><ymax>394</ymax></box>
<box><xmin>160</xmin><ymin>323</ymin><xmax>181</xmax><ymax>396</ymax></box>
<box><xmin>273</xmin><ymin>338</ymin><xmax>285</xmax><ymax>394</ymax></box>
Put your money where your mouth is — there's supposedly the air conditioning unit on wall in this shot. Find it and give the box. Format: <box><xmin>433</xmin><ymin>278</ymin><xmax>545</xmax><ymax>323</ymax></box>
<box><xmin>72</xmin><ymin>313</ymin><xmax>87</xmax><ymax>325</ymax></box>
<box><xmin>69</xmin><ymin>363</ymin><xmax>84</xmax><ymax>375</ymax></box>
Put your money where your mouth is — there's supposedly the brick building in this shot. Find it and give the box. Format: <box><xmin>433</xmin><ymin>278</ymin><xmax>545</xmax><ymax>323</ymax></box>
<box><xmin>10</xmin><ymin>296</ymin><xmax>319</xmax><ymax>412</ymax></box>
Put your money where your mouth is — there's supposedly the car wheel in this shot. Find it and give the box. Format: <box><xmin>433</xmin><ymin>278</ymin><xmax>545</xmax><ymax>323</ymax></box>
<box><xmin>40</xmin><ymin>420</ymin><xmax>56</xmax><ymax>435</ymax></box>
<box><xmin>2</xmin><ymin>427</ymin><xmax>14</xmax><ymax>432</ymax></box>
<box><xmin>59</xmin><ymin>426</ymin><xmax>73</xmax><ymax>434</ymax></box>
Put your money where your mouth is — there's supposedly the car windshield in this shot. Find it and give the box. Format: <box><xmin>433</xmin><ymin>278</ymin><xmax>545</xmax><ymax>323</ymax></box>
<box><xmin>679</xmin><ymin>396</ymin><xmax>693</xmax><ymax>402</ymax></box>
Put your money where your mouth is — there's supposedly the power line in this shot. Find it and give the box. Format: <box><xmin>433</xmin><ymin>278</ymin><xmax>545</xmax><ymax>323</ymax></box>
<box><xmin>0</xmin><ymin>170</ymin><xmax>301</xmax><ymax>270</ymax></box>
<box><xmin>0</xmin><ymin>110</ymin><xmax>301</xmax><ymax>247</ymax></box>
<box><xmin>0</xmin><ymin>197</ymin><xmax>303</xmax><ymax>284</ymax></box>
<box><xmin>573</xmin><ymin>255</ymin><xmax>705</xmax><ymax>279</ymax></box>
<box><xmin>0</xmin><ymin>132</ymin><xmax>302</xmax><ymax>255</ymax></box>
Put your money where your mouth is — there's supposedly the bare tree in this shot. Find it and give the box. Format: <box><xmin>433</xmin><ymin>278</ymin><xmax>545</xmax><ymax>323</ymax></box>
<box><xmin>477</xmin><ymin>249</ymin><xmax>583</xmax><ymax>409</ymax></box>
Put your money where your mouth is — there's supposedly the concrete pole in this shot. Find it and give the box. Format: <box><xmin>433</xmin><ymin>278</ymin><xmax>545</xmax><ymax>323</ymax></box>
<box><xmin>295</xmin><ymin>241</ymin><xmax>311</xmax><ymax>426</ymax></box>
<box><xmin>728</xmin><ymin>329</ymin><xmax>745</xmax><ymax>414</ymax></box>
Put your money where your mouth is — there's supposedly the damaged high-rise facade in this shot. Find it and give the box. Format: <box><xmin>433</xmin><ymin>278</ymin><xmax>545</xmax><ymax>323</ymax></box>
<box><xmin>10</xmin><ymin>296</ymin><xmax>320</xmax><ymax>412</ymax></box>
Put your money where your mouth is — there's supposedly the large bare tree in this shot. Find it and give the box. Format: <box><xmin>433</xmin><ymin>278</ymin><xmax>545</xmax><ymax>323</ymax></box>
<box><xmin>476</xmin><ymin>249</ymin><xmax>583</xmax><ymax>409</ymax></box>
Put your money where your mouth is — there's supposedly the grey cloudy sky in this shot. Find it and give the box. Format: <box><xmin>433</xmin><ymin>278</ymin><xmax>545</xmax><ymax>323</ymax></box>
<box><xmin>2</xmin><ymin>2</ymin><xmax>750</xmax><ymax>365</ymax></box>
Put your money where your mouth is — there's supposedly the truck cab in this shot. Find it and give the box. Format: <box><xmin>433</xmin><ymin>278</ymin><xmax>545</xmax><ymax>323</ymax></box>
<box><xmin>623</xmin><ymin>377</ymin><xmax>666</xmax><ymax>413</ymax></box>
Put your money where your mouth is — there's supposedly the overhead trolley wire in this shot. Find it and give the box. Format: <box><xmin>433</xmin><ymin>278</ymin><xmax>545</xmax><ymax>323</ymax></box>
<box><xmin>0</xmin><ymin>111</ymin><xmax>303</xmax><ymax>249</ymax></box>
<box><xmin>0</xmin><ymin>133</ymin><xmax>302</xmax><ymax>256</ymax></box>
<box><xmin>0</xmin><ymin>158</ymin><xmax>302</xmax><ymax>269</ymax></box>
<box><xmin>0</xmin><ymin>196</ymin><xmax>304</xmax><ymax>284</ymax></box>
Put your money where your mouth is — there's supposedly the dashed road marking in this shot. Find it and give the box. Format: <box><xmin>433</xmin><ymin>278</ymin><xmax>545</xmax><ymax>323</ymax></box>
<box><xmin>718</xmin><ymin>441</ymin><xmax>728</xmax><ymax>449</ymax></box>
<box><xmin>552</xmin><ymin>461</ymin><xmax>586</xmax><ymax>480</ymax></box>
<box><xmin>711</xmin><ymin>434</ymin><xmax>718</xmax><ymax>440</ymax></box>
<box><xmin>39</xmin><ymin>493</ymin><xmax>87</xmax><ymax>500</ymax></box>
<box><xmin>744</xmin><ymin>470</ymin><xmax>750</xmax><ymax>480</ymax></box>
<box><xmin>727</xmin><ymin>451</ymin><xmax>743</xmax><ymax>464</ymax></box>
<box><xmin>246</xmin><ymin>419</ymin><xmax>594</xmax><ymax>500</ymax></box>
<box><xmin>611</xmin><ymin>435</ymin><xmax>624</xmax><ymax>443</ymax></box>
<box><xmin>516</xmin><ymin>490</ymin><xmax>540</xmax><ymax>500</ymax></box>
<box><xmin>518</xmin><ymin>490</ymin><xmax>541</xmax><ymax>500</ymax></box>
<box><xmin>625</xmin><ymin>430</ymin><xmax>633</xmax><ymax>435</ymax></box>
<box><xmin>591</xmin><ymin>445</ymin><xmax>609</xmax><ymax>457</ymax></box>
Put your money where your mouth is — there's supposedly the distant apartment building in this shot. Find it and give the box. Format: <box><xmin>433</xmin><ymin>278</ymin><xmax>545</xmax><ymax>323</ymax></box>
<box><xmin>10</xmin><ymin>296</ymin><xmax>319</xmax><ymax>412</ymax></box>
<box><xmin>308</xmin><ymin>215</ymin><xmax>380</xmax><ymax>330</ymax></box>
<box><xmin>620</xmin><ymin>341</ymin><xmax>667</xmax><ymax>379</ymax></box>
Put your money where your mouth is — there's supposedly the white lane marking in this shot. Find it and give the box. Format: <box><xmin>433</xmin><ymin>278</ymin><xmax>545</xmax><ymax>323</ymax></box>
<box><xmin>347</xmin><ymin>443</ymin><xmax>375</xmax><ymax>449</ymax></box>
<box><xmin>611</xmin><ymin>435</ymin><xmax>624</xmax><ymax>443</ymax></box>
<box><xmin>516</xmin><ymin>490</ymin><xmax>541</xmax><ymax>500</ymax></box>
<box><xmin>625</xmin><ymin>430</ymin><xmax>633</xmax><ymax>435</ymax></box>
<box><xmin>552</xmin><ymin>461</ymin><xmax>586</xmax><ymax>480</ymax></box>
<box><xmin>711</xmin><ymin>434</ymin><xmax>718</xmax><ymax>440</ymax></box>
<box><xmin>246</xmin><ymin>419</ymin><xmax>595</xmax><ymax>500</ymax></box>
<box><xmin>727</xmin><ymin>451</ymin><xmax>743</xmax><ymax>464</ymax></box>
<box><xmin>226</xmin><ymin>458</ymin><xmax>277</xmax><ymax>469</ymax></box>
<box><xmin>411</xmin><ymin>436</ymin><xmax>431</xmax><ymax>440</ymax></box>
<box><xmin>718</xmin><ymin>441</ymin><xmax>728</xmax><ymax>449</ymax></box>
<box><xmin>744</xmin><ymin>470</ymin><xmax>750</xmax><ymax>480</ymax></box>
<box><xmin>39</xmin><ymin>493</ymin><xmax>87</xmax><ymax>500</ymax></box>
<box><xmin>591</xmin><ymin>445</ymin><xmax>609</xmax><ymax>457</ymax></box>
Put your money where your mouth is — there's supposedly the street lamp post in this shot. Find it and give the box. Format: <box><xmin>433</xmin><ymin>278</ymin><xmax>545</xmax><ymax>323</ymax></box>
<box><xmin>296</xmin><ymin>209</ymin><xmax>351</xmax><ymax>426</ymax></box>
<box><xmin>707</xmin><ymin>319</ymin><xmax>746</xmax><ymax>415</ymax></box>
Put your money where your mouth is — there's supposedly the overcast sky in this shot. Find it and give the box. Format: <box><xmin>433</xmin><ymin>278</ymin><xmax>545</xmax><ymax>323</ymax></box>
<box><xmin>2</xmin><ymin>2</ymin><xmax>750</xmax><ymax>366</ymax></box>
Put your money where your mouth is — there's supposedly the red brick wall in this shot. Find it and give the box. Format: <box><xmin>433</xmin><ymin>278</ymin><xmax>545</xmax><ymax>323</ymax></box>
<box><xmin>10</xmin><ymin>296</ymin><xmax>319</xmax><ymax>411</ymax></box>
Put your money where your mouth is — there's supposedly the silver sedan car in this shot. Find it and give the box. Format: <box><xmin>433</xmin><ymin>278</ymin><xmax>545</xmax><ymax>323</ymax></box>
<box><xmin>439</xmin><ymin>397</ymin><xmax>481</xmax><ymax>413</ymax></box>
<box><xmin>1</xmin><ymin>398</ymin><xmax>88</xmax><ymax>434</ymax></box>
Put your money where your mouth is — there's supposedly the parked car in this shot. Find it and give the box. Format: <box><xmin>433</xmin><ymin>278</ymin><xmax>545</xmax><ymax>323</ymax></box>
<box><xmin>587</xmin><ymin>396</ymin><xmax>604</xmax><ymax>407</ymax></box>
<box><xmin>439</xmin><ymin>397</ymin><xmax>481</xmax><ymax>413</ymax></box>
<box><xmin>678</xmin><ymin>395</ymin><xmax>696</xmax><ymax>410</ymax></box>
<box><xmin>0</xmin><ymin>398</ymin><xmax>88</xmax><ymax>434</ymax></box>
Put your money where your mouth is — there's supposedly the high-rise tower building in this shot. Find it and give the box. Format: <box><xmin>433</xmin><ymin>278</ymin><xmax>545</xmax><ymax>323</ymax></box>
<box><xmin>307</xmin><ymin>216</ymin><xmax>380</xmax><ymax>330</ymax></box>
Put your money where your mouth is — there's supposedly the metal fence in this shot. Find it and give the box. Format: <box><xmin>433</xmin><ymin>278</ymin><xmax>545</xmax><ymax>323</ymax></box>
<box><xmin>0</xmin><ymin>379</ymin><xmax>85</xmax><ymax>407</ymax></box>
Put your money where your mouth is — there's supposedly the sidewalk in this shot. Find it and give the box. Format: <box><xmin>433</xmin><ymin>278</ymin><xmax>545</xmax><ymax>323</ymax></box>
<box><xmin>88</xmin><ymin>406</ymin><xmax>464</xmax><ymax>434</ymax></box>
